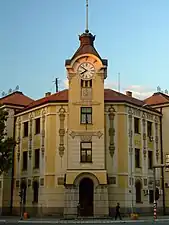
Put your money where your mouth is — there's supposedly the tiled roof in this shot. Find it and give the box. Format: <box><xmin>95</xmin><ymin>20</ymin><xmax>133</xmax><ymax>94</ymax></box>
<box><xmin>144</xmin><ymin>92</ymin><xmax>169</xmax><ymax>106</ymax></box>
<box><xmin>23</xmin><ymin>89</ymin><xmax>68</xmax><ymax>111</ymax></box>
<box><xmin>20</xmin><ymin>89</ymin><xmax>160</xmax><ymax>114</ymax></box>
<box><xmin>0</xmin><ymin>91</ymin><xmax>34</xmax><ymax>107</ymax></box>
<box><xmin>104</xmin><ymin>89</ymin><xmax>144</xmax><ymax>105</ymax></box>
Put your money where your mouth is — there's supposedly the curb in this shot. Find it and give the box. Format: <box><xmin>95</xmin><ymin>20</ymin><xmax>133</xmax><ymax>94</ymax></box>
<box><xmin>0</xmin><ymin>218</ymin><xmax>169</xmax><ymax>223</ymax></box>
<box><xmin>0</xmin><ymin>219</ymin><xmax>156</xmax><ymax>224</ymax></box>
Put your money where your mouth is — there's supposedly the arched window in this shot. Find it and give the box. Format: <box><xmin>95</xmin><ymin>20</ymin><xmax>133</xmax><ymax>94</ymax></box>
<box><xmin>135</xmin><ymin>180</ymin><xmax>142</xmax><ymax>203</ymax></box>
<box><xmin>33</xmin><ymin>181</ymin><xmax>39</xmax><ymax>203</ymax></box>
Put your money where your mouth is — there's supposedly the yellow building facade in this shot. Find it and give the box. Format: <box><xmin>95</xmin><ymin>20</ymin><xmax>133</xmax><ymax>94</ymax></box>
<box><xmin>145</xmin><ymin>92</ymin><xmax>169</xmax><ymax>214</ymax></box>
<box><xmin>12</xmin><ymin>32</ymin><xmax>163</xmax><ymax>217</ymax></box>
<box><xmin>0</xmin><ymin>91</ymin><xmax>33</xmax><ymax>215</ymax></box>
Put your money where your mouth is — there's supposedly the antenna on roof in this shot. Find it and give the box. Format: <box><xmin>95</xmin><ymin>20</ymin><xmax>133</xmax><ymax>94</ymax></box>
<box><xmin>118</xmin><ymin>72</ymin><xmax>120</xmax><ymax>92</ymax></box>
<box><xmin>85</xmin><ymin>0</ymin><xmax>89</xmax><ymax>33</ymax></box>
<box><xmin>157</xmin><ymin>86</ymin><xmax>161</xmax><ymax>92</ymax></box>
<box><xmin>15</xmin><ymin>85</ymin><xmax>19</xmax><ymax>91</ymax></box>
<box><xmin>53</xmin><ymin>78</ymin><xmax>59</xmax><ymax>93</ymax></box>
<box><xmin>1</xmin><ymin>91</ymin><xmax>6</xmax><ymax>97</ymax></box>
<box><xmin>165</xmin><ymin>89</ymin><xmax>168</xmax><ymax>95</ymax></box>
<box><xmin>8</xmin><ymin>88</ymin><xmax>12</xmax><ymax>94</ymax></box>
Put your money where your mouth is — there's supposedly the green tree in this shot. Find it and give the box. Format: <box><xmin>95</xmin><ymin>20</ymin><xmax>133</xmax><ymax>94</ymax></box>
<box><xmin>0</xmin><ymin>107</ymin><xmax>16</xmax><ymax>175</ymax></box>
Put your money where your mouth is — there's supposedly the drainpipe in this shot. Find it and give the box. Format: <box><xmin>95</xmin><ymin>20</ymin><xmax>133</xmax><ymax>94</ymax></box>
<box><xmin>160</xmin><ymin>107</ymin><xmax>165</xmax><ymax>215</ymax></box>
<box><xmin>10</xmin><ymin>111</ymin><xmax>16</xmax><ymax>214</ymax></box>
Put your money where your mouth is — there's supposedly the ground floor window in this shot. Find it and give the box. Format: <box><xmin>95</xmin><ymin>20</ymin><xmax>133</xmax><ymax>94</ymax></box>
<box><xmin>33</xmin><ymin>181</ymin><xmax>39</xmax><ymax>203</ymax></box>
<box><xmin>149</xmin><ymin>190</ymin><xmax>154</xmax><ymax>203</ymax></box>
<box><xmin>135</xmin><ymin>180</ymin><xmax>142</xmax><ymax>203</ymax></box>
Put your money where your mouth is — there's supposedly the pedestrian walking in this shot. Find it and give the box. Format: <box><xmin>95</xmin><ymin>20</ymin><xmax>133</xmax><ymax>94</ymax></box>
<box><xmin>115</xmin><ymin>202</ymin><xmax>122</xmax><ymax>220</ymax></box>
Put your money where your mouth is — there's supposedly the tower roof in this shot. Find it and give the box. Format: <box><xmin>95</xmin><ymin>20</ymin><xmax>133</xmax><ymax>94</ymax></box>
<box><xmin>65</xmin><ymin>32</ymin><xmax>107</xmax><ymax>66</ymax></box>
<box><xmin>65</xmin><ymin>0</ymin><xmax>107</xmax><ymax>66</ymax></box>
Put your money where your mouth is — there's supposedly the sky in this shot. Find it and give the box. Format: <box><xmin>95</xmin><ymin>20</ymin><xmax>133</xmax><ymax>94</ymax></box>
<box><xmin>0</xmin><ymin>0</ymin><xmax>169</xmax><ymax>100</ymax></box>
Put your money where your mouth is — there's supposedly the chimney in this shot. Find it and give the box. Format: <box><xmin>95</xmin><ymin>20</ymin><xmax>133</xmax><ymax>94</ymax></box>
<box><xmin>126</xmin><ymin>91</ymin><xmax>132</xmax><ymax>97</ymax></box>
<box><xmin>45</xmin><ymin>92</ymin><xmax>51</xmax><ymax>97</ymax></box>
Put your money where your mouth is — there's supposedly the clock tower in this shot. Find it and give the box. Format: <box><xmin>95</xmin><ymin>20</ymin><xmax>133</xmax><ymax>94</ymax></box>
<box><xmin>64</xmin><ymin>30</ymin><xmax>109</xmax><ymax>217</ymax></box>
<box><xmin>64</xmin><ymin>0</ymin><xmax>109</xmax><ymax>218</ymax></box>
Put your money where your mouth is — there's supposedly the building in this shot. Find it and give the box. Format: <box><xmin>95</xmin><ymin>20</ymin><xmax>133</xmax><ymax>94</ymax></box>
<box><xmin>145</xmin><ymin>91</ymin><xmax>169</xmax><ymax>214</ymax></box>
<box><xmin>0</xmin><ymin>91</ymin><xmax>33</xmax><ymax>215</ymax></box>
<box><xmin>11</xmin><ymin>30</ymin><xmax>164</xmax><ymax>217</ymax></box>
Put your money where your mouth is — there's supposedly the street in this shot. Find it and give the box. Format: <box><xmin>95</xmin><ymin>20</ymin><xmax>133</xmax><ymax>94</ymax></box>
<box><xmin>0</xmin><ymin>219</ymin><xmax>169</xmax><ymax>225</ymax></box>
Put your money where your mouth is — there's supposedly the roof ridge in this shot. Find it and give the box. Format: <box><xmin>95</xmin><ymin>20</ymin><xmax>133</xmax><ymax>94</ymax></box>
<box><xmin>24</xmin><ymin>89</ymin><xmax>68</xmax><ymax>108</ymax></box>
<box><xmin>17</xmin><ymin>88</ymin><xmax>160</xmax><ymax>114</ymax></box>
<box><xmin>158</xmin><ymin>91</ymin><xmax>169</xmax><ymax>100</ymax></box>
<box><xmin>0</xmin><ymin>91</ymin><xmax>23</xmax><ymax>100</ymax></box>
<box><xmin>105</xmin><ymin>88</ymin><xmax>144</xmax><ymax>103</ymax></box>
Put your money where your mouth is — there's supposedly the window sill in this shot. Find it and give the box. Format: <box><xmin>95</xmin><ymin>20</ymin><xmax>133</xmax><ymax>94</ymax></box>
<box><xmin>80</xmin><ymin>123</ymin><xmax>93</xmax><ymax>125</ymax></box>
<box><xmin>136</xmin><ymin>202</ymin><xmax>143</xmax><ymax>204</ymax></box>
<box><xmin>35</xmin><ymin>133</ymin><xmax>40</xmax><ymax>136</ymax></box>
<box><xmin>32</xmin><ymin>201</ymin><xmax>38</xmax><ymax>205</ymax></box>
<box><xmin>33</xmin><ymin>168</ymin><xmax>40</xmax><ymax>173</ymax></box>
<box><xmin>80</xmin><ymin>161</ymin><xmax>93</xmax><ymax>164</ymax></box>
<box><xmin>23</xmin><ymin>136</ymin><xmax>28</xmax><ymax>139</ymax></box>
<box><xmin>135</xmin><ymin>167</ymin><xmax>142</xmax><ymax>173</ymax></box>
<box><xmin>33</xmin><ymin>167</ymin><xmax>40</xmax><ymax>170</ymax></box>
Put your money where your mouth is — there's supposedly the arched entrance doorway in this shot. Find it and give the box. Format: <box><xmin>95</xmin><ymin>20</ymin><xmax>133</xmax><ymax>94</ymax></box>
<box><xmin>79</xmin><ymin>178</ymin><xmax>94</xmax><ymax>216</ymax></box>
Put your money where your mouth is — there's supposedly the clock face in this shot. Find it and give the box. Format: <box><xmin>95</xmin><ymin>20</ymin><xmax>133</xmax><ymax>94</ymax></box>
<box><xmin>78</xmin><ymin>62</ymin><xmax>95</xmax><ymax>80</ymax></box>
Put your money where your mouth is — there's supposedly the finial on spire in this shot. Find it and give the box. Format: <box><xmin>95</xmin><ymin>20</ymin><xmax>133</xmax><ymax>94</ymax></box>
<box><xmin>85</xmin><ymin>0</ymin><xmax>89</xmax><ymax>33</ymax></box>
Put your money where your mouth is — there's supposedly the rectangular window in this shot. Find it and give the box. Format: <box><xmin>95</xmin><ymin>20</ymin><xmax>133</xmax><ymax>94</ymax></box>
<box><xmin>23</xmin><ymin>122</ymin><xmax>28</xmax><ymax>137</ymax></box>
<box><xmin>135</xmin><ymin>148</ymin><xmax>140</xmax><ymax>168</ymax></box>
<box><xmin>35</xmin><ymin>118</ymin><xmax>40</xmax><ymax>134</ymax></box>
<box><xmin>134</xmin><ymin>118</ymin><xmax>140</xmax><ymax>133</ymax></box>
<box><xmin>148</xmin><ymin>151</ymin><xmax>153</xmax><ymax>169</ymax></box>
<box><xmin>149</xmin><ymin>190</ymin><xmax>154</xmax><ymax>203</ymax></box>
<box><xmin>34</xmin><ymin>149</ymin><xmax>40</xmax><ymax>169</ymax></box>
<box><xmin>81</xmin><ymin>80</ymin><xmax>92</xmax><ymax>88</ymax></box>
<box><xmin>147</xmin><ymin>121</ymin><xmax>152</xmax><ymax>137</ymax></box>
<box><xmin>80</xmin><ymin>142</ymin><xmax>92</xmax><ymax>163</ymax></box>
<box><xmin>165</xmin><ymin>154</ymin><xmax>169</xmax><ymax>165</ymax></box>
<box><xmin>22</xmin><ymin>151</ymin><xmax>28</xmax><ymax>171</ymax></box>
<box><xmin>165</xmin><ymin>154</ymin><xmax>169</xmax><ymax>171</ymax></box>
<box><xmin>80</xmin><ymin>107</ymin><xmax>92</xmax><ymax>124</ymax></box>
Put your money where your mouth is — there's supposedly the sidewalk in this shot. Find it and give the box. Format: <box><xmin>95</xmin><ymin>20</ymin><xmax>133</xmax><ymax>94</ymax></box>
<box><xmin>0</xmin><ymin>215</ymin><xmax>169</xmax><ymax>223</ymax></box>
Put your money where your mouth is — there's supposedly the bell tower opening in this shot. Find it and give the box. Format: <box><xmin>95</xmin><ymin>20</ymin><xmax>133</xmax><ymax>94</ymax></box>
<box><xmin>79</xmin><ymin>177</ymin><xmax>94</xmax><ymax>216</ymax></box>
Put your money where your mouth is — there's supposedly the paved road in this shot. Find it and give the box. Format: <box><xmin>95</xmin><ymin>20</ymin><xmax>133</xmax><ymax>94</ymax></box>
<box><xmin>0</xmin><ymin>219</ymin><xmax>169</xmax><ymax>225</ymax></box>
<box><xmin>0</xmin><ymin>222</ymin><xmax>169</xmax><ymax>225</ymax></box>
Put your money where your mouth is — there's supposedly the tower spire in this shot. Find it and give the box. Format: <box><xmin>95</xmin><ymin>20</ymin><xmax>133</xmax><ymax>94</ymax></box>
<box><xmin>85</xmin><ymin>0</ymin><xmax>89</xmax><ymax>33</ymax></box>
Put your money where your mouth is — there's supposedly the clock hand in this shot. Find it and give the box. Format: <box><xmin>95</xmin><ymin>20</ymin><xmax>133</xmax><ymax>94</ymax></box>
<box><xmin>80</xmin><ymin>70</ymin><xmax>87</xmax><ymax>75</ymax></box>
<box><xmin>81</xmin><ymin>66</ymin><xmax>87</xmax><ymax>71</ymax></box>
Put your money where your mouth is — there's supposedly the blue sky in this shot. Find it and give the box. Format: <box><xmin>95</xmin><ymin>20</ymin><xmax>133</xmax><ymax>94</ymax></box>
<box><xmin>0</xmin><ymin>0</ymin><xmax>169</xmax><ymax>100</ymax></box>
